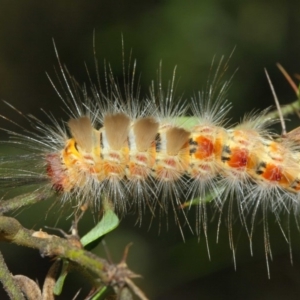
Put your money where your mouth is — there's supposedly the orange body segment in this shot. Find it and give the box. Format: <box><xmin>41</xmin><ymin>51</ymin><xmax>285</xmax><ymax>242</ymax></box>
<box><xmin>45</xmin><ymin>115</ymin><xmax>300</xmax><ymax>200</ymax></box>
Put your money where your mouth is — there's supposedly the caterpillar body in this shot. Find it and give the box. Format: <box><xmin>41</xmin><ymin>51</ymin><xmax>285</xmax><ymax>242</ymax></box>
<box><xmin>1</xmin><ymin>44</ymin><xmax>300</xmax><ymax>272</ymax></box>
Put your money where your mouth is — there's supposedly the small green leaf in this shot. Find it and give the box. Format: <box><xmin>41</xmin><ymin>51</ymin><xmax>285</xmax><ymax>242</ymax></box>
<box><xmin>182</xmin><ymin>186</ymin><xmax>225</xmax><ymax>208</ymax></box>
<box><xmin>90</xmin><ymin>286</ymin><xmax>108</xmax><ymax>300</ymax></box>
<box><xmin>174</xmin><ymin>116</ymin><xmax>199</xmax><ymax>129</ymax></box>
<box><xmin>53</xmin><ymin>260</ymin><xmax>69</xmax><ymax>295</ymax></box>
<box><xmin>80</xmin><ymin>209</ymin><xmax>119</xmax><ymax>247</ymax></box>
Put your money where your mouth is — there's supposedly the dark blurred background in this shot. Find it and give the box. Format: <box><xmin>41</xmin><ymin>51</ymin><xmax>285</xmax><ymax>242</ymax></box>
<box><xmin>1</xmin><ymin>1</ymin><xmax>300</xmax><ymax>299</ymax></box>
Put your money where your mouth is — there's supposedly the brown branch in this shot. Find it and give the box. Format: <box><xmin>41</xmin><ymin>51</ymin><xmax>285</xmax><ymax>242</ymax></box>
<box><xmin>13</xmin><ymin>275</ymin><xmax>42</xmax><ymax>300</ymax></box>
<box><xmin>0</xmin><ymin>216</ymin><xmax>148</xmax><ymax>300</ymax></box>
<box><xmin>42</xmin><ymin>261</ymin><xmax>61</xmax><ymax>300</ymax></box>
<box><xmin>0</xmin><ymin>251</ymin><xmax>25</xmax><ymax>299</ymax></box>
<box><xmin>0</xmin><ymin>216</ymin><xmax>109</xmax><ymax>280</ymax></box>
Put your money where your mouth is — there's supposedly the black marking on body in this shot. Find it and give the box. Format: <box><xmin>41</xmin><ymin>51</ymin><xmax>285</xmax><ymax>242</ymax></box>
<box><xmin>223</xmin><ymin>145</ymin><xmax>231</xmax><ymax>154</ymax></box>
<box><xmin>256</xmin><ymin>161</ymin><xmax>267</xmax><ymax>175</ymax></box>
<box><xmin>155</xmin><ymin>133</ymin><xmax>161</xmax><ymax>152</ymax></box>
<box><xmin>189</xmin><ymin>138</ymin><xmax>198</xmax><ymax>146</ymax></box>
<box><xmin>127</xmin><ymin>137</ymin><xmax>131</xmax><ymax>149</ymax></box>
<box><xmin>190</xmin><ymin>148</ymin><xmax>197</xmax><ymax>154</ymax></box>
<box><xmin>290</xmin><ymin>179</ymin><xmax>300</xmax><ymax>190</ymax></box>
<box><xmin>221</xmin><ymin>156</ymin><xmax>230</xmax><ymax>162</ymax></box>
<box><xmin>74</xmin><ymin>142</ymin><xmax>79</xmax><ymax>152</ymax></box>
<box><xmin>100</xmin><ymin>132</ymin><xmax>103</xmax><ymax>148</ymax></box>
<box><xmin>221</xmin><ymin>145</ymin><xmax>231</xmax><ymax>162</ymax></box>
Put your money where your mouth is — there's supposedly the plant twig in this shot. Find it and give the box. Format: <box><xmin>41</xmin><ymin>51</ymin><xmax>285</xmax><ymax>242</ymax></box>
<box><xmin>13</xmin><ymin>275</ymin><xmax>42</xmax><ymax>300</ymax></box>
<box><xmin>0</xmin><ymin>251</ymin><xmax>25</xmax><ymax>300</ymax></box>
<box><xmin>276</xmin><ymin>63</ymin><xmax>299</xmax><ymax>96</ymax></box>
<box><xmin>263</xmin><ymin>97</ymin><xmax>300</xmax><ymax>121</ymax></box>
<box><xmin>0</xmin><ymin>190</ymin><xmax>52</xmax><ymax>215</ymax></box>
<box><xmin>0</xmin><ymin>216</ymin><xmax>148</xmax><ymax>300</ymax></box>
<box><xmin>264</xmin><ymin>69</ymin><xmax>286</xmax><ymax>135</ymax></box>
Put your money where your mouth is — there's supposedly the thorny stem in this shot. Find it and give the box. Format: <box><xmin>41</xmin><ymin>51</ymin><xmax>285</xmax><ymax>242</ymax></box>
<box><xmin>0</xmin><ymin>216</ymin><xmax>148</xmax><ymax>300</ymax></box>
<box><xmin>0</xmin><ymin>250</ymin><xmax>25</xmax><ymax>300</ymax></box>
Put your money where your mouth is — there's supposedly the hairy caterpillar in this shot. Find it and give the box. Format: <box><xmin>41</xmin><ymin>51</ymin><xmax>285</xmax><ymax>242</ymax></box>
<box><xmin>1</xmin><ymin>42</ymin><xmax>299</xmax><ymax>275</ymax></box>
